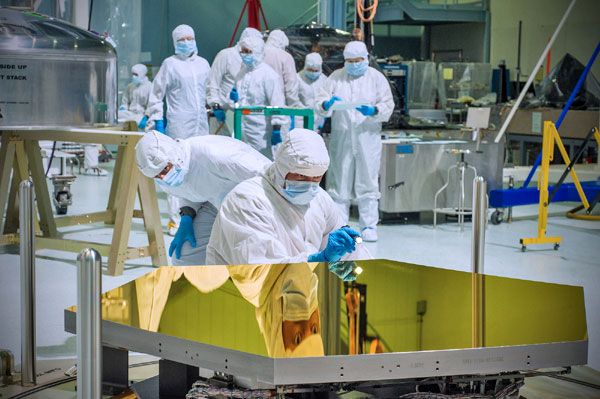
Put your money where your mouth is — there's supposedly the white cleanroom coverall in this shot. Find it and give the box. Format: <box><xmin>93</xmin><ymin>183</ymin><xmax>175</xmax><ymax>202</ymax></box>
<box><xmin>230</xmin><ymin>35</ymin><xmax>287</xmax><ymax>159</ymax></box>
<box><xmin>206</xmin><ymin>28</ymin><xmax>264</xmax><ymax>135</ymax></box>
<box><xmin>316</xmin><ymin>41</ymin><xmax>394</xmax><ymax>231</ymax></box>
<box><xmin>206</xmin><ymin>27</ymin><xmax>263</xmax><ymax>109</ymax></box>
<box><xmin>146</xmin><ymin>24</ymin><xmax>211</xmax><ymax>226</ymax></box>
<box><xmin>146</xmin><ymin>24</ymin><xmax>210</xmax><ymax>139</ymax></box>
<box><xmin>206</xmin><ymin>129</ymin><xmax>351</xmax><ymax>266</ymax></box>
<box><xmin>297</xmin><ymin>52</ymin><xmax>327</xmax><ymax>130</ymax></box>
<box><xmin>263</xmin><ymin>29</ymin><xmax>301</xmax><ymax>107</ymax></box>
<box><xmin>119</xmin><ymin>63</ymin><xmax>152</xmax><ymax>124</ymax></box>
<box><xmin>135</xmin><ymin>131</ymin><xmax>271</xmax><ymax>265</ymax></box>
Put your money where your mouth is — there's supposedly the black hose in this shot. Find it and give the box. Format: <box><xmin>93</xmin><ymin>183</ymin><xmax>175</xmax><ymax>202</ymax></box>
<box><xmin>88</xmin><ymin>0</ymin><xmax>94</xmax><ymax>30</ymax></box>
<box><xmin>44</xmin><ymin>141</ymin><xmax>57</xmax><ymax>177</ymax></box>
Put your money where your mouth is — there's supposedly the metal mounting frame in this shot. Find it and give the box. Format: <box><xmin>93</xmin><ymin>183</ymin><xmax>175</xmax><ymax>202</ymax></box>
<box><xmin>64</xmin><ymin>310</ymin><xmax>587</xmax><ymax>389</ymax></box>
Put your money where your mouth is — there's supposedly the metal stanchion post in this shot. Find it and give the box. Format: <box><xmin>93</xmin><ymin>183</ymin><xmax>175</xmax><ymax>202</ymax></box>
<box><xmin>20</xmin><ymin>180</ymin><xmax>36</xmax><ymax>386</ymax></box>
<box><xmin>471</xmin><ymin>177</ymin><xmax>487</xmax><ymax>273</ymax></box>
<box><xmin>77</xmin><ymin>248</ymin><xmax>102</xmax><ymax>399</ymax></box>
<box><xmin>471</xmin><ymin>177</ymin><xmax>487</xmax><ymax>348</ymax></box>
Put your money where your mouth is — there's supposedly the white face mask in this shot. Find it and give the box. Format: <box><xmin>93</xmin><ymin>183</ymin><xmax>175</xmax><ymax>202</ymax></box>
<box><xmin>282</xmin><ymin>180</ymin><xmax>319</xmax><ymax>205</ymax></box>
<box><xmin>345</xmin><ymin>59</ymin><xmax>369</xmax><ymax>77</ymax></box>
<box><xmin>156</xmin><ymin>166</ymin><xmax>185</xmax><ymax>187</ymax></box>
<box><xmin>175</xmin><ymin>39</ymin><xmax>197</xmax><ymax>57</ymax></box>
<box><xmin>304</xmin><ymin>70</ymin><xmax>321</xmax><ymax>81</ymax></box>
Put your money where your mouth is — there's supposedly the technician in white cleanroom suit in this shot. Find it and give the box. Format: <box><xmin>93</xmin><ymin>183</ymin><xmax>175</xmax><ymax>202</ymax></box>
<box><xmin>141</xmin><ymin>24</ymin><xmax>211</xmax><ymax>235</ymax></box>
<box><xmin>316</xmin><ymin>41</ymin><xmax>394</xmax><ymax>242</ymax></box>
<box><xmin>119</xmin><ymin>63</ymin><xmax>152</xmax><ymax>124</ymax></box>
<box><xmin>228</xmin><ymin>35</ymin><xmax>287</xmax><ymax>159</ymax></box>
<box><xmin>82</xmin><ymin>145</ymin><xmax>108</xmax><ymax>176</ymax></box>
<box><xmin>297</xmin><ymin>52</ymin><xmax>327</xmax><ymax>130</ymax></box>
<box><xmin>206</xmin><ymin>128</ymin><xmax>366</xmax><ymax>273</ymax></box>
<box><xmin>263</xmin><ymin>29</ymin><xmax>301</xmax><ymax>107</ymax></box>
<box><xmin>142</xmin><ymin>24</ymin><xmax>210</xmax><ymax>138</ymax></box>
<box><xmin>135</xmin><ymin>131</ymin><xmax>271</xmax><ymax>265</ymax></box>
<box><xmin>206</xmin><ymin>27</ymin><xmax>263</xmax><ymax>134</ymax></box>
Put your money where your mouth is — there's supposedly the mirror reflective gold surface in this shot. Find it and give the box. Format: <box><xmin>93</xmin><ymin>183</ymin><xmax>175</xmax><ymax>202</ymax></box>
<box><xmin>68</xmin><ymin>260</ymin><xmax>587</xmax><ymax>358</ymax></box>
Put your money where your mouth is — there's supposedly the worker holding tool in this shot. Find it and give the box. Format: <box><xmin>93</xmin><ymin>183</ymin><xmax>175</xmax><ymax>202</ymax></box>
<box><xmin>207</xmin><ymin>27</ymin><xmax>264</xmax><ymax>135</ymax></box>
<box><xmin>316</xmin><ymin>41</ymin><xmax>394</xmax><ymax>242</ymax></box>
<box><xmin>140</xmin><ymin>24</ymin><xmax>211</xmax><ymax>235</ymax></box>
<box><xmin>228</xmin><ymin>34</ymin><xmax>287</xmax><ymax>159</ymax></box>
<box><xmin>206</xmin><ymin>128</ymin><xmax>369</xmax><ymax>277</ymax></box>
<box><xmin>135</xmin><ymin>131</ymin><xmax>271</xmax><ymax>265</ymax></box>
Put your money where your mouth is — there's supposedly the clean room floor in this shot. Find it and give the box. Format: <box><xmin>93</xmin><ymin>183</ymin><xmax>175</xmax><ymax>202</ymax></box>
<box><xmin>1</xmin><ymin>159</ymin><xmax>599</xmax><ymax>396</ymax></box>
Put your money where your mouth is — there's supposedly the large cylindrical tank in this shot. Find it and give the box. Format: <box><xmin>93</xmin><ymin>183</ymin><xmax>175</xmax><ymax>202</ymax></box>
<box><xmin>0</xmin><ymin>7</ymin><xmax>117</xmax><ymax>127</ymax></box>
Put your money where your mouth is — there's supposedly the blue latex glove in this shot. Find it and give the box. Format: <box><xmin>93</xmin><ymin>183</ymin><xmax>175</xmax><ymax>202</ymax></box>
<box><xmin>322</xmin><ymin>96</ymin><xmax>342</xmax><ymax>111</ymax></box>
<box><xmin>328</xmin><ymin>261</ymin><xmax>357</xmax><ymax>282</ymax></box>
<box><xmin>138</xmin><ymin>115</ymin><xmax>148</xmax><ymax>130</ymax></box>
<box><xmin>355</xmin><ymin>105</ymin><xmax>377</xmax><ymax>116</ymax></box>
<box><xmin>213</xmin><ymin>109</ymin><xmax>226</xmax><ymax>123</ymax></box>
<box><xmin>271</xmin><ymin>129</ymin><xmax>282</xmax><ymax>145</ymax></box>
<box><xmin>168</xmin><ymin>215</ymin><xmax>196</xmax><ymax>259</ymax></box>
<box><xmin>155</xmin><ymin>119</ymin><xmax>166</xmax><ymax>134</ymax></box>
<box><xmin>308</xmin><ymin>226</ymin><xmax>361</xmax><ymax>262</ymax></box>
<box><xmin>230</xmin><ymin>87</ymin><xmax>239</xmax><ymax>102</ymax></box>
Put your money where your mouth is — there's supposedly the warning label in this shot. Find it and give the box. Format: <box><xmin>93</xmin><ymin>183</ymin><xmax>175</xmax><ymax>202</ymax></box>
<box><xmin>0</xmin><ymin>64</ymin><xmax>28</xmax><ymax>81</ymax></box>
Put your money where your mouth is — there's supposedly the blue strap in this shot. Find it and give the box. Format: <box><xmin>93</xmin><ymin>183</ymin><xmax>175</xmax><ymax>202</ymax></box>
<box><xmin>522</xmin><ymin>41</ymin><xmax>600</xmax><ymax>189</ymax></box>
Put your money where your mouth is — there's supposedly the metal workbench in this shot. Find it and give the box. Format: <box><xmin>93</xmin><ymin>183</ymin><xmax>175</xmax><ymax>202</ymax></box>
<box><xmin>379</xmin><ymin>129</ymin><xmax>504</xmax><ymax>216</ymax></box>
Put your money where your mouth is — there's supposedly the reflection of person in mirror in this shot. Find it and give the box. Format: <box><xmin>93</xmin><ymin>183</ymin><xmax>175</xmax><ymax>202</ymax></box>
<box><xmin>227</xmin><ymin>262</ymin><xmax>324</xmax><ymax>358</ymax></box>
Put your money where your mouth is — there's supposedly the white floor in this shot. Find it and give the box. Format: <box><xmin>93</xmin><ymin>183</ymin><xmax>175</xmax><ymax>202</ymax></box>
<box><xmin>0</xmin><ymin>160</ymin><xmax>599</xmax><ymax>377</ymax></box>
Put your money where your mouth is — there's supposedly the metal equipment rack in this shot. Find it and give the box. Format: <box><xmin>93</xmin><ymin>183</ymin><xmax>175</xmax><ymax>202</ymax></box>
<box><xmin>433</xmin><ymin>149</ymin><xmax>477</xmax><ymax>231</ymax></box>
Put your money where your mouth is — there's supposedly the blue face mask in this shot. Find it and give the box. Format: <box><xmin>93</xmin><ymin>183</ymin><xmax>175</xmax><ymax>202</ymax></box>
<box><xmin>157</xmin><ymin>166</ymin><xmax>185</xmax><ymax>187</ymax></box>
<box><xmin>240</xmin><ymin>53</ymin><xmax>257</xmax><ymax>68</ymax></box>
<box><xmin>345</xmin><ymin>60</ymin><xmax>369</xmax><ymax>77</ymax></box>
<box><xmin>131</xmin><ymin>75</ymin><xmax>142</xmax><ymax>85</ymax></box>
<box><xmin>175</xmin><ymin>40</ymin><xmax>197</xmax><ymax>57</ymax></box>
<box><xmin>304</xmin><ymin>70</ymin><xmax>321</xmax><ymax>81</ymax></box>
<box><xmin>283</xmin><ymin>180</ymin><xmax>319</xmax><ymax>205</ymax></box>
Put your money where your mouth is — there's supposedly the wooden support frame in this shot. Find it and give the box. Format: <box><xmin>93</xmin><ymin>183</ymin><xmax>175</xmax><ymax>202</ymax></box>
<box><xmin>0</xmin><ymin>128</ymin><xmax>167</xmax><ymax>275</ymax></box>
